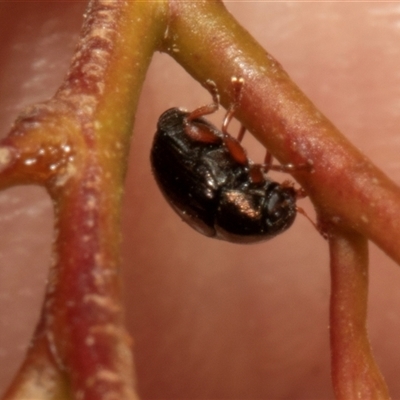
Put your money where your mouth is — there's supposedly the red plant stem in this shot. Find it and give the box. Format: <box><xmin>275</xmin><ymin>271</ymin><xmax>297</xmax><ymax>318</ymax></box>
<box><xmin>1</xmin><ymin>1</ymin><xmax>166</xmax><ymax>399</ymax></box>
<box><xmin>163</xmin><ymin>0</ymin><xmax>400</xmax><ymax>265</ymax></box>
<box><xmin>329</xmin><ymin>228</ymin><xmax>390</xmax><ymax>400</ymax></box>
<box><xmin>47</xmin><ymin>163</ymin><xmax>138</xmax><ymax>400</ymax></box>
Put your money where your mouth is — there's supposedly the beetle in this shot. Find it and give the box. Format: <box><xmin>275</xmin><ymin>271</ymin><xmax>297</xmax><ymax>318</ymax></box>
<box><xmin>150</xmin><ymin>78</ymin><xmax>306</xmax><ymax>244</ymax></box>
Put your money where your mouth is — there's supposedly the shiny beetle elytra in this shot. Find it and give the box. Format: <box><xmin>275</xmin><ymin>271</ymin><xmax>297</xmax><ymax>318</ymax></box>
<box><xmin>151</xmin><ymin>78</ymin><xmax>304</xmax><ymax>244</ymax></box>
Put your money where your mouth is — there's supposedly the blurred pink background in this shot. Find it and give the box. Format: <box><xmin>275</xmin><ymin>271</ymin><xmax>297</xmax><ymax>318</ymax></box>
<box><xmin>1</xmin><ymin>2</ymin><xmax>400</xmax><ymax>399</ymax></box>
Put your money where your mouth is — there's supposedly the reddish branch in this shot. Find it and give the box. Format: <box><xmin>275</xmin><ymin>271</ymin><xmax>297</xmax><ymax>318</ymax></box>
<box><xmin>0</xmin><ymin>0</ymin><xmax>397</xmax><ymax>399</ymax></box>
<box><xmin>330</xmin><ymin>228</ymin><xmax>390</xmax><ymax>399</ymax></box>
<box><xmin>163</xmin><ymin>1</ymin><xmax>400</xmax><ymax>266</ymax></box>
<box><xmin>1</xmin><ymin>1</ymin><xmax>164</xmax><ymax>399</ymax></box>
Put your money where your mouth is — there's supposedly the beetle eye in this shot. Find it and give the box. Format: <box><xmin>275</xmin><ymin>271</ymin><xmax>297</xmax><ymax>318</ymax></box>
<box><xmin>267</xmin><ymin>192</ymin><xmax>284</xmax><ymax>219</ymax></box>
<box><xmin>266</xmin><ymin>189</ymin><xmax>295</xmax><ymax>224</ymax></box>
<box><xmin>267</xmin><ymin>192</ymin><xmax>280</xmax><ymax>213</ymax></box>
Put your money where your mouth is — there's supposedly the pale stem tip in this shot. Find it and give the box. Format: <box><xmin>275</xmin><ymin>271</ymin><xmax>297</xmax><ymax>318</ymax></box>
<box><xmin>0</xmin><ymin>146</ymin><xmax>14</xmax><ymax>172</ymax></box>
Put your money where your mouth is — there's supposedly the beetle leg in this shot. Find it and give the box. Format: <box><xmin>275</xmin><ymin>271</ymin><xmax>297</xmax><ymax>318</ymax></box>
<box><xmin>263</xmin><ymin>151</ymin><xmax>295</xmax><ymax>173</ymax></box>
<box><xmin>249</xmin><ymin>164</ymin><xmax>265</xmax><ymax>184</ymax></box>
<box><xmin>184</xmin><ymin>80</ymin><xmax>223</xmax><ymax>144</ymax></box>
<box><xmin>184</xmin><ymin>123</ymin><xmax>222</xmax><ymax>144</ymax></box>
<box><xmin>219</xmin><ymin>77</ymin><xmax>249</xmax><ymax>166</ymax></box>
<box><xmin>263</xmin><ymin>153</ymin><xmax>313</xmax><ymax>174</ymax></box>
<box><xmin>186</xmin><ymin>79</ymin><xmax>219</xmax><ymax>122</ymax></box>
<box><xmin>185</xmin><ymin>77</ymin><xmax>249</xmax><ymax>162</ymax></box>
<box><xmin>237</xmin><ymin>125</ymin><xmax>246</xmax><ymax>143</ymax></box>
<box><xmin>268</xmin><ymin>162</ymin><xmax>313</xmax><ymax>173</ymax></box>
<box><xmin>263</xmin><ymin>151</ymin><xmax>273</xmax><ymax>173</ymax></box>
<box><xmin>222</xmin><ymin>76</ymin><xmax>244</xmax><ymax>136</ymax></box>
<box><xmin>223</xmin><ymin>134</ymin><xmax>248</xmax><ymax>166</ymax></box>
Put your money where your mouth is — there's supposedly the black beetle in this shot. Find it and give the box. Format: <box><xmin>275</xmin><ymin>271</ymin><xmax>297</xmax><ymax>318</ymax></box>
<box><xmin>150</xmin><ymin>78</ymin><xmax>301</xmax><ymax>244</ymax></box>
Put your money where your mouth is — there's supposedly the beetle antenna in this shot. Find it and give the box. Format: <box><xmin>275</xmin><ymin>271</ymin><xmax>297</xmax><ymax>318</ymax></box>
<box><xmin>296</xmin><ymin>206</ymin><xmax>328</xmax><ymax>239</ymax></box>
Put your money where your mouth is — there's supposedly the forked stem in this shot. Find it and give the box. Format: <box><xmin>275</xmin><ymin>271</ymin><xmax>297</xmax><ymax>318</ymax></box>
<box><xmin>0</xmin><ymin>1</ymin><xmax>399</xmax><ymax>399</ymax></box>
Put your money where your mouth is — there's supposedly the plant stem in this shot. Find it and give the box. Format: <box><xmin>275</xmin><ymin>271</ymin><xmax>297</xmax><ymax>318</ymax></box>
<box><xmin>329</xmin><ymin>227</ymin><xmax>390</xmax><ymax>399</ymax></box>
<box><xmin>1</xmin><ymin>1</ymin><xmax>166</xmax><ymax>399</ymax></box>
<box><xmin>1</xmin><ymin>1</ymin><xmax>399</xmax><ymax>398</ymax></box>
<box><xmin>163</xmin><ymin>0</ymin><xmax>400</xmax><ymax>265</ymax></box>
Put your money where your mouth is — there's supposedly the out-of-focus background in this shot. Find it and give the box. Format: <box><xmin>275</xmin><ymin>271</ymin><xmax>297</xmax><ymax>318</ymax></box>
<box><xmin>1</xmin><ymin>2</ymin><xmax>400</xmax><ymax>399</ymax></box>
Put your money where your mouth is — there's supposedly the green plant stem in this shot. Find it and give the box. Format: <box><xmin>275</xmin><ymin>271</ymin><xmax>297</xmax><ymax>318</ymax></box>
<box><xmin>329</xmin><ymin>228</ymin><xmax>390</xmax><ymax>399</ymax></box>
